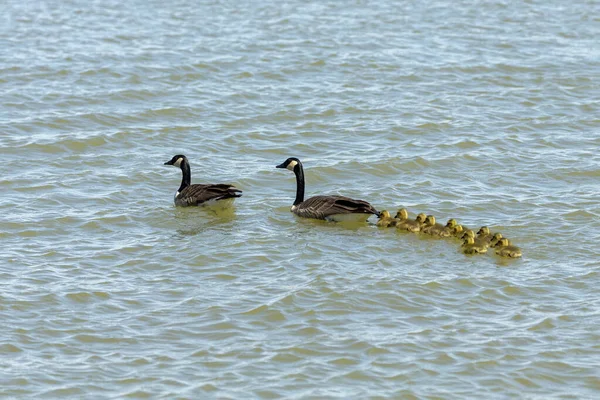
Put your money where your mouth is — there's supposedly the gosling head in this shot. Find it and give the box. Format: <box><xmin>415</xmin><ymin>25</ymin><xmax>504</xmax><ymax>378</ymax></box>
<box><xmin>462</xmin><ymin>236</ymin><xmax>475</xmax><ymax>245</ymax></box>
<box><xmin>446</xmin><ymin>218</ymin><xmax>458</xmax><ymax>228</ymax></box>
<box><xmin>493</xmin><ymin>238</ymin><xmax>510</xmax><ymax>248</ymax></box>
<box><xmin>379</xmin><ymin>210</ymin><xmax>391</xmax><ymax>219</ymax></box>
<box><xmin>416</xmin><ymin>213</ymin><xmax>427</xmax><ymax>223</ymax></box>
<box><xmin>453</xmin><ymin>224</ymin><xmax>464</xmax><ymax>235</ymax></box>
<box><xmin>395</xmin><ymin>208</ymin><xmax>409</xmax><ymax>220</ymax></box>
<box><xmin>276</xmin><ymin>157</ymin><xmax>301</xmax><ymax>171</ymax></box>
<box><xmin>490</xmin><ymin>232</ymin><xmax>503</xmax><ymax>244</ymax></box>
<box><xmin>164</xmin><ymin>154</ymin><xmax>187</xmax><ymax>168</ymax></box>
<box><xmin>461</xmin><ymin>230</ymin><xmax>475</xmax><ymax>239</ymax></box>
<box><xmin>425</xmin><ymin>215</ymin><xmax>436</xmax><ymax>225</ymax></box>
<box><xmin>477</xmin><ymin>226</ymin><xmax>490</xmax><ymax>236</ymax></box>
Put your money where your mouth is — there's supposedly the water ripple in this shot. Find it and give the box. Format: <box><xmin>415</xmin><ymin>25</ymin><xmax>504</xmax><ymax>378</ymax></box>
<box><xmin>1</xmin><ymin>0</ymin><xmax>600</xmax><ymax>398</ymax></box>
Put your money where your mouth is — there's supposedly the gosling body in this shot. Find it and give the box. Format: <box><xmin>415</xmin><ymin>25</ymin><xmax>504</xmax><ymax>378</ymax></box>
<box><xmin>377</xmin><ymin>210</ymin><xmax>395</xmax><ymax>227</ymax></box>
<box><xmin>461</xmin><ymin>236</ymin><xmax>488</xmax><ymax>254</ymax></box>
<box><xmin>492</xmin><ymin>238</ymin><xmax>522</xmax><ymax>258</ymax></box>
<box><xmin>395</xmin><ymin>208</ymin><xmax>421</xmax><ymax>232</ymax></box>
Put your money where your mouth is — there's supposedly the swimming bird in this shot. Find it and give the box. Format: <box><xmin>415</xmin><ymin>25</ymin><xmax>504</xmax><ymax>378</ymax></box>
<box><xmin>421</xmin><ymin>215</ymin><xmax>452</xmax><ymax>237</ymax></box>
<box><xmin>394</xmin><ymin>208</ymin><xmax>421</xmax><ymax>232</ymax></box>
<box><xmin>275</xmin><ymin>157</ymin><xmax>379</xmax><ymax>222</ymax></box>
<box><xmin>477</xmin><ymin>226</ymin><xmax>493</xmax><ymax>241</ymax></box>
<box><xmin>442</xmin><ymin>218</ymin><xmax>462</xmax><ymax>237</ymax></box>
<box><xmin>164</xmin><ymin>154</ymin><xmax>242</xmax><ymax>207</ymax></box>
<box><xmin>461</xmin><ymin>230</ymin><xmax>488</xmax><ymax>247</ymax></box>
<box><xmin>489</xmin><ymin>232</ymin><xmax>504</xmax><ymax>247</ymax></box>
<box><xmin>377</xmin><ymin>210</ymin><xmax>395</xmax><ymax>227</ymax></box>
<box><xmin>451</xmin><ymin>223</ymin><xmax>466</xmax><ymax>238</ymax></box>
<box><xmin>477</xmin><ymin>227</ymin><xmax>504</xmax><ymax>246</ymax></box>
<box><xmin>461</xmin><ymin>236</ymin><xmax>488</xmax><ymax>255</ymax></box>
<box><xmin>492</xmin><ymin>238</ymin><xmax>522</xmax><ymax>258</ymax></box>
<box><xmin>415</xmin><ymin>213</ymin><xmax>428</xmax><ymax>228</ymax></box>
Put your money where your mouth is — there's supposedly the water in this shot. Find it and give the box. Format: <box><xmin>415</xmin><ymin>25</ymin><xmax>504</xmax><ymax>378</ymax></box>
<box><xmin>1</xmin><ymin>0</ymin><xmax>599</xmax><ymax>398</ymax></box>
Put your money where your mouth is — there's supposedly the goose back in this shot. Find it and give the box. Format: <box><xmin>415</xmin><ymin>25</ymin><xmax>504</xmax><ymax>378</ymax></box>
<box><xmin>293</xmin><ymin>195</ymin><xmax>378</xmax><ymax>222</ymax></box>
<box><xmin>176</xmin><ymin>183</ymin><xmax>242</xmax><ymax>207</ymax></box>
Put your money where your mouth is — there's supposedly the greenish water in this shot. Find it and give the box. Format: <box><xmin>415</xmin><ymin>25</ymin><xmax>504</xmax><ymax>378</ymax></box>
<box><xmin>1</xmin><ymin>0</ymin><xmax>599</xmax><ymax>398</ymax></box>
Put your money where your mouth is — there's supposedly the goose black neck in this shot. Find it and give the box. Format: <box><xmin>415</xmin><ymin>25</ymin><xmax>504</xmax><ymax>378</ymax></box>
<box><xmin>293</xmin><ymin>163</ymin><xmax>305</xmax><ymax>206</ymax></box>
<box><xmin>179</xmin><ymin>159</ymin><xmax>191</xmax><ymax>192</ymax></box>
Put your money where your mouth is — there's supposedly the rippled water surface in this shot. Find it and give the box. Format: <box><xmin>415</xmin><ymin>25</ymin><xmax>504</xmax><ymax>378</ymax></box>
<box><xmin>2</xmin><ymin>0</ymin><xmax>600</xmax><ymax>398</ymax></box>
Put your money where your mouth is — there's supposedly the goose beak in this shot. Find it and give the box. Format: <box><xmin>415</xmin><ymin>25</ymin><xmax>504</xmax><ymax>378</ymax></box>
<box><xmin>275</xmin><ymin>163</ymin><xmax>285</xmax><ymax>169</ymax></box>
<box><xmin>164</xmin><ymin>160</ymin><xmax>174</xmax><ymax>165</ymax></box>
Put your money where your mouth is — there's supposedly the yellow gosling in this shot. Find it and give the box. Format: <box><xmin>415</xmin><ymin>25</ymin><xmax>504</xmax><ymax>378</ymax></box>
<box><xmin>395</xmin><ymin>209</ymin><xmax>421</xmax><ymax>232</ymax></box>
<box><xmin>461</xmin><ymin>236</ymin><xmax>488</xmax><ymax>255</ymax></box>
<box><xmin>462</xmin><ymin>230</ymin><xmax>488</xmax><ymax>247</ymax></box>
<box><xmin>415</xmin><ymin>213</ymin><xmax>427</xmax><ymax>228</ymax></box>
<box><xmin>492</xmin><ymin>238</ymin><xmax>522</xmax><ymax>258</ymax></box>
<box><xmin>489</xmin><ymin>232</ymin><xmax>504</xmax><ymax>247</ymax></box>
<box><xmin>422</xmin><ymin>215</ymin><xmax>451</xmax><ymax>237</ymax></box>
<box><xmin>452</xmin><ymin>224</ymin><xmax>465</xmax><ymax>238</ymax></box>
<box><xmin>377</xmin><ymin>210</ymin><xmax>394</xmax><ymax>227</ymax></box>
<box><xmin>477</xmin><ymin>226</ymin><xmax>492</xmax><ymax>241</ymax></box>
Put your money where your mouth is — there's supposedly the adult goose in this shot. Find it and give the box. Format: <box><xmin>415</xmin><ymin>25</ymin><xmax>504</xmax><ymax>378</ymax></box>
<box><xmin>164</xmin><ymin>154</ymin><xmax>242</xmax><ymax>207</ymax></box>
<box><xmin>275</xmin><ymin>157</ymin><xmax>379</xmax><ymax>222</ymax></box>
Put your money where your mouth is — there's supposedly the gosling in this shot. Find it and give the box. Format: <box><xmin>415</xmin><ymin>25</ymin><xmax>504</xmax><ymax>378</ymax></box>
<box><xmin>421</xmin><ymin>215</ymin><xmax>451</xmax><ymax>237</ymax></box>
<box><xmin>377</xmin><ymin>210</ymin><xmax>395</xmax><ymax>227</ymax></box>
<box><xmin>394</xmin><ymin>208</ymin><xmax>421</xmax><ymax>232</ymax></box>
<box><xmin>492</xmin><ymin>238</ymin><xmax>522</xmax><ymax>258</ymax></box>
<box><xmin>461</xmin><ymin>236</ymin><xmax>488</xmax><ymax>255</ymax></box>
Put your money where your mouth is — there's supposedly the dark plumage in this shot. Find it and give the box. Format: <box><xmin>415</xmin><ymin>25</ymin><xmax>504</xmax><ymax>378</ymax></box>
<box><xmin>275</xmin><ymin>157</ymin><xmax>378</xmax><ymax>222</ymax></box>
<box><xmin>164</xmin><ymin>154</ymin><xmax>242</xmax><ymax>207</ymax></box>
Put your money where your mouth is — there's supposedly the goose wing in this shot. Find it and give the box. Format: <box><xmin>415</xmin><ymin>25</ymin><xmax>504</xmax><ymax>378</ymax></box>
<box><xmin>177</xmin><ymin>183</ymin><xmax>242</xmax><ymax>207</ymax></box>
<box><xmin>294</xmin><ymin>195</ymin><xmax>378</xmax><ymax>219</ymax></box>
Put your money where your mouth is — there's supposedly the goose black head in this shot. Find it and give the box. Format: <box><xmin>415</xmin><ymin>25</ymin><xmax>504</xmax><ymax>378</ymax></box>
<box><xmin>276</xmin><ymin>157</ymin><xmax>301</xmax><ymax>171</ymax></box>
<box><xmin>165</xmin><ymin>154</ymin><xmax>187</xmax><ymax>168</ymax></box>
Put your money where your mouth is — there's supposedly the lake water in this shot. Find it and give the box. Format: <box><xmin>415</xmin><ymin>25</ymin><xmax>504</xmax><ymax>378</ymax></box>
<box><xmin>1</xmin><ymin>0</ymin><xmax>599</xmax><ymax>398</ymax></box>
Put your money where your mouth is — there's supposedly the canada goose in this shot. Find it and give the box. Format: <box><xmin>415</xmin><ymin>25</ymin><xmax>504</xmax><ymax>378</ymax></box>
<box><xmin>492</xmin><ymin>238</ymin><xmax>522</xmax><ymax>258</ymax></box>
<box><xmin>421</xmin><ymin>215</ymin><xmax>451</xmax><ymax>237</ymax></box>
<box><xmin>461</xmin><ymin>236</ymin><xmax>488</xmax><ymax>255</ymax></box>
<box><xmin>164</xmin><ymin>154</ymin><xmax>242</xmax><ymax>207</ymax></box>
<box><xmin>275</xmin><ymin>157</ymin><xmax>378</xmax><ymax>222</ymax></box>
<box><xmin>377</xmin><ymin>210</ymin><xmax>394</xmax><ymax>227</ymax></box>
<box><xmin>394</xmin><ymin>209</ymin><xmax>421</xmax><ymax>232</ymax></box>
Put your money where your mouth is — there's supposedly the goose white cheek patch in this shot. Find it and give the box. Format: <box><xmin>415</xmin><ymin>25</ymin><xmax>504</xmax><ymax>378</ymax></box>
<box><xmin>286</xmin><ymin>160</ymin><xmax>298</xmax><ymax>171</ymax></box>
<box><xmin>173</xmin><ymin>158</ymin><xmax>183</xmax><ymax>168</ymax></box>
